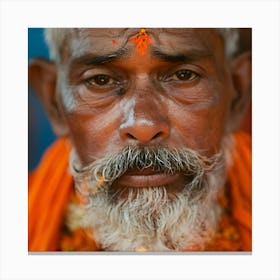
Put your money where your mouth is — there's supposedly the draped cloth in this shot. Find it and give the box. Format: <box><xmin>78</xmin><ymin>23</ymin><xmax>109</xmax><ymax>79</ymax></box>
<box><xmin>227</xmin><ymin>132</ymin><xmax>252</xmax><ymax>251</ymax></box>
<box><xmin>28</xmin><ymin>131</ymin><xmax>252</xmax><ymax>252</ymax></box>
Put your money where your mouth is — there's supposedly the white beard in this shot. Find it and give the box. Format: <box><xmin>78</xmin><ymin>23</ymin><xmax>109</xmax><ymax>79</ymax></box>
<box><xmin>66</xmin><ymin>137</ymin><xmax>233</xmax><ymax>251</ymax></box>
<box><xmin>67</xmin><ymin>164</ymin><xmax>228</xmax><ymax>251</ymax></box>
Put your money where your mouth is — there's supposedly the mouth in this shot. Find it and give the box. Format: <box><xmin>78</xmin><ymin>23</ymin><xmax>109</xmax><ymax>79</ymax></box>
<box><xmin>115</xmin><ymin>167</ymin><xmax>182</xmax><ymax>188</ymax></box>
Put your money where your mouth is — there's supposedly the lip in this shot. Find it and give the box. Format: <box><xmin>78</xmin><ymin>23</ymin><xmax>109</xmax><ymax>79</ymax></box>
<box><xmin>116</xmin><ymin>168</ymin><xmax>181</xmax><ymax>188</ymax></box>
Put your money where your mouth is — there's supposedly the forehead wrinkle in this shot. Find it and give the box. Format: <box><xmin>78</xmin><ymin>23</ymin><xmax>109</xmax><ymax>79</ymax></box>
<box><xmin>69</xmin><ymin>28</ymin><xmax>208</xmax><ymax>55</ymax></box>
<box><xmin>148</xmin><ymin>29</ymin><xmax>212</xmax><ymax>55</ymax></box>
<box><xmin>64</xmin><ymin>28</ymin><xmax>223</xmax><ymax>65</ymax></box>
<box><xmin>68</xmin><ymin>28</ymin><xmax>136</xmax><ymax>60</ymax></box>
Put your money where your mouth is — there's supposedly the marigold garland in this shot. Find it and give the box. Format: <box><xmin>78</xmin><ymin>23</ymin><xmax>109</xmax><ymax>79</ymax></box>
<box><xmin>59</xmin><ymin>186</ymin><xmax>243</xmax><ymax>252</ymax></box>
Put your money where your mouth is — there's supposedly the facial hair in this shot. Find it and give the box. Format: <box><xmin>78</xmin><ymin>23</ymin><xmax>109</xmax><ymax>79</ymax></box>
<box><xmin>66</xmin><ymin>141</ymin><xmax>231</xmax><ymax>251</ymax></box>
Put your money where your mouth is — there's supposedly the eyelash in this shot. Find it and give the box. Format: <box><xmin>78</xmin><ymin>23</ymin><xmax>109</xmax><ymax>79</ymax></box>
<box><xmin>84</xmin><ymin>74</ymin><xmax>119</xmax><ymax>87</ymax></box>
<box><xmin>164</xmin><ymin>69</ymin><xmax>200</xmax><ymax>82</ymax></box>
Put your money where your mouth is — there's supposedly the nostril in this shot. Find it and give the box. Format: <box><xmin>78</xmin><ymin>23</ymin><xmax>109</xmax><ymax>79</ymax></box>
<box><xmin>120</xmin><ymin>120</ymin><xmax>170</xmax><ymax>143</ymax></box>
<box><xmin>152</xmin><ymin>132</ymin><xmax>163</xmax><ymax>140</ymax></box>
<box><xmin>127</xmin><ymin>133</ymin><xmax>137</xmax><ymax>140</ymax></box>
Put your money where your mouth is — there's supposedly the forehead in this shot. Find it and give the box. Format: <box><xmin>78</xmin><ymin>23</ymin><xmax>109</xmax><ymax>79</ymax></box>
<box><xmin>64</xmin><ymin>28</ymin><xmax>223</xmax><ymax>59</ymax></box>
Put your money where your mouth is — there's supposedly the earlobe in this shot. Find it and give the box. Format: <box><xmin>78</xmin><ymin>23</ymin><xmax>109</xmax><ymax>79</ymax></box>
<box><xmin>28</xmin><ymin>58</ymin><xmax>69</xmax><ymax>136</ymax></box>
<box><xmin>228</xmin><ymin>51</ymin><xmax>252</xmax><ymax>132</ymax></box>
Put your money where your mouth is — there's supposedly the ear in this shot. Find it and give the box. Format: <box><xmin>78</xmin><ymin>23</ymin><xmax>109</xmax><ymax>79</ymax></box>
<box><xmin>227</xmin><ymin>51</ymin><xmax>252</xmax><ymax>132</ymax></box>
<box><xmin>28</xmin><ymin>58</ymin><xmax>69</xmax><ymax>136</ymax></box>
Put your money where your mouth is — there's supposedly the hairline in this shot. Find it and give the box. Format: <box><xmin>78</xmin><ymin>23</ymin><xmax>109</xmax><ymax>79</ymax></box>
<box><xmin>45</xmin><ymin>28</ymin><xmax>239</xmax><ymax>63</ymax></box>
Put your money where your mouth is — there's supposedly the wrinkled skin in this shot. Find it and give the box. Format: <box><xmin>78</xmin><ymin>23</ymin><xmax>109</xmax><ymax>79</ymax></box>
<box><xmin>29</xmin><ymin>28</ymin><xmax>251</xmax><ymax>194</ymax></box>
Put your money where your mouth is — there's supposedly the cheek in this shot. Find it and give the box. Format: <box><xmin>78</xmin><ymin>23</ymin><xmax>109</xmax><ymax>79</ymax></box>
<box><xmin>169</xmin><ymin>94</ymin><xmax>229</xmax><ymax>155</ymax></box>
<box><xmin>65</xmin><ymin>109</ymin><xmax>122</xmax><ymax>165</ymax></box>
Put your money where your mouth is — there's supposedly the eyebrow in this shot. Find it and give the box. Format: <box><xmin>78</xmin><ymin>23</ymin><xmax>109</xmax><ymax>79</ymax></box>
<box><xmin>71</xmin><ymin>47</ymin><xmax>128</xmax><ymax>66</ymax></box>
<box><xmin>70</xmin><ymin>46</ymin><xmax>213</xmax><ymax>68</ymax></box>
<box><xmin>151</xmin><ymin>48</ymin><xmax>213</xmax><ymax>63</ymax></box>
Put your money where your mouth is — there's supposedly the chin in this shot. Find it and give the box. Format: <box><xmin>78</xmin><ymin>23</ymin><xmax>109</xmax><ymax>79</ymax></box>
<box><xmin>66</xmin><ymin>169</ymin><xmax>224</xmax><ymax>252</ymax></box>
<box><xmin>67</xmin><ymin>137</ymin><xmax>231</xmax><ymax>251</ymax></box>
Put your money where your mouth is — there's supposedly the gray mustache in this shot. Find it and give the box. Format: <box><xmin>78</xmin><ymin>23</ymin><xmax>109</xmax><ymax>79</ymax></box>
<box><xmin>70</xmin><ymin>146</ymin><xmax>222</xmax><ymax>192</ymax></box>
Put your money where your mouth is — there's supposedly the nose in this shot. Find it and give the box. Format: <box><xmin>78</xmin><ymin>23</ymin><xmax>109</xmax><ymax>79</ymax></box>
<box><xmin>120</xmin><ymin>119</ymin><xmax>170</xmax><ymax>144</ymax></box>
<box><xmin>119</xmin><ymin>100</ymin><xmax>170</xmax><ymax>145</ymax></box>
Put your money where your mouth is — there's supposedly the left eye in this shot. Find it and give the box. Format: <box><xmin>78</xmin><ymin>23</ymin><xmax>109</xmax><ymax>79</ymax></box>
<box><xmin>173</xmin><ymin>69</ymin><xmax>198</xmax><ymax>81</ymax></box>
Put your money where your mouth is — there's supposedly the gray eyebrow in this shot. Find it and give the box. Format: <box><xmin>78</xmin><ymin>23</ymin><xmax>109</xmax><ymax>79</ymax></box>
<box><xmin>152</xmin><ymin>48</ymin><xmax>213</xmax><ymax>63</ymax></box>
<box><xmin>71</xmin><ymin>47</ymin><xmax>128</xmax><ymax>66</ymax></box>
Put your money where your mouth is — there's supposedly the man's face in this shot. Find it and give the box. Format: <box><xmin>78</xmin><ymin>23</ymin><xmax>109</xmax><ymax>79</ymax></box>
<box><xmin>58</xmin><ymin>28</ymin><xmax>233</xmax><ymax>194</ymax></box>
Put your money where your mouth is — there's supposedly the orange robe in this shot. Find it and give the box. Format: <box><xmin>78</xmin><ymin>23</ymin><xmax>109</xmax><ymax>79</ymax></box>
<box><xmin>28</xmin><ymin>131</ymin><xmax>251</xmax><ymax>252</ymax></box>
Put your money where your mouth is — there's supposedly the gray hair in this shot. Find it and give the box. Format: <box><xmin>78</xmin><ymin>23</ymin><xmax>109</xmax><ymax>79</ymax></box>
<box><xmin>66</xmin><ymin>137</ymin><xmax>228</xmax><ymax>251</ymax></box>
<box><xmin>45</xmin><ymin>28</ymin><xmax>239</xmax><ymax>62</ymax></box>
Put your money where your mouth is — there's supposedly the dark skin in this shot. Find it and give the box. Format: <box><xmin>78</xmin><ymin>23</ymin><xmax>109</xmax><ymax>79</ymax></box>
<box><xmin>29</xmin><ymin>28</ymin><xmax>251</xmax><ymax>192</ymax></box>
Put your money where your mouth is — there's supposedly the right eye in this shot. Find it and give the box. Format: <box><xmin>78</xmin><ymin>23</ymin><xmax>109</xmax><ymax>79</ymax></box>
<box><xmin>85</xmin><ymin>74</ymin><xmax>115</xmax><ymax>87</ymax></box>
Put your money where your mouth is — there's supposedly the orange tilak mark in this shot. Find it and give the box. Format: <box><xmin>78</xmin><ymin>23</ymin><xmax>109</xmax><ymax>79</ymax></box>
<box><xmin>112</xmin><ymin>39</ymin><xmax>119</xmax><ymax>45</ymax></box>
<box><xmin>129</xmin><ymin>28</ymin><xmax>152</xmax><ymax>56</ymax></box>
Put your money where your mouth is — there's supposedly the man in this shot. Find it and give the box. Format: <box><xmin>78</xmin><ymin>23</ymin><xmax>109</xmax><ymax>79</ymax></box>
<box><xmin>28</xmin><ymin>28</ymin><xmax>251</xmax><ymax>252</ymax></box>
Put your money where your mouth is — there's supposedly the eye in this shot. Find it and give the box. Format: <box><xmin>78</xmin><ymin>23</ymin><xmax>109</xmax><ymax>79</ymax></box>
<box><xmin>85</xmin><ymin>74</ymin><xmax>116</xmax><ymax>87</ymax></box>
<box><xmin>173</xmin><ymin>69</ymin><xmax>198</xmax><ymax>81</ymax></box>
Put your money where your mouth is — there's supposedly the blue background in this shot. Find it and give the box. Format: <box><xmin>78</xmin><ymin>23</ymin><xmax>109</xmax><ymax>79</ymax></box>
<box><xmin>28</xmin><ymin>28</ymin><xmax>56</xmax><ymax>171</ymax></box>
